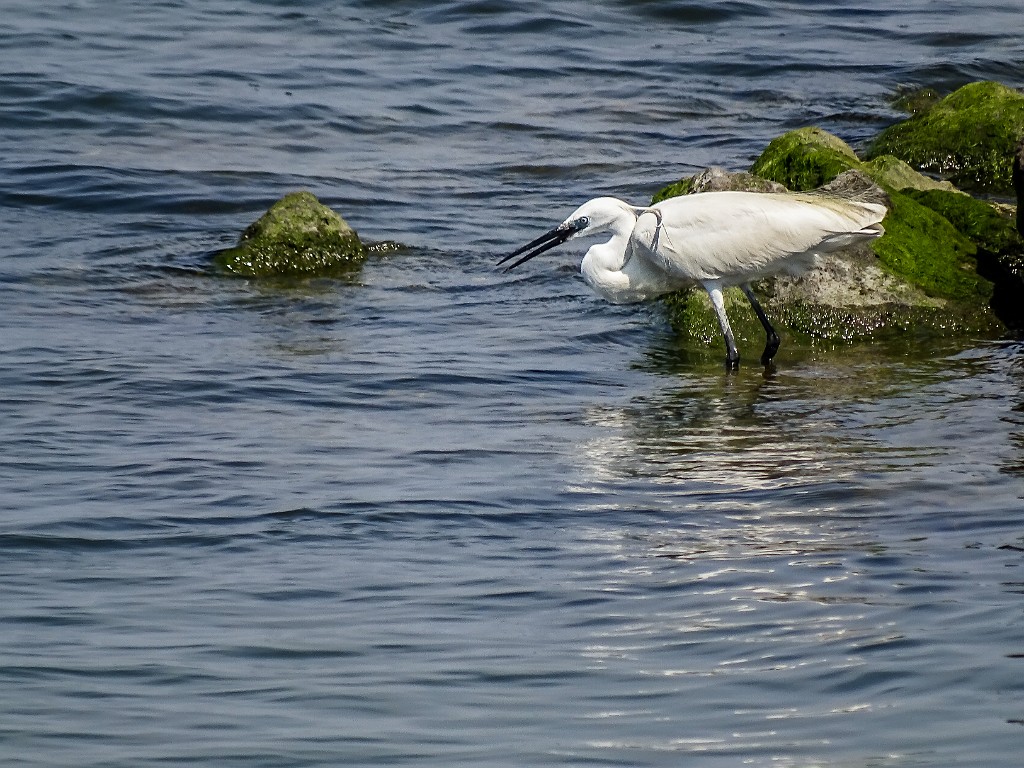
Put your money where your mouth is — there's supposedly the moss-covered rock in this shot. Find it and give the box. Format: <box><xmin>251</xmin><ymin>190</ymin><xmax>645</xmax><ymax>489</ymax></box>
<box><xmin>749</xmin><ymin>127</ymin><xmax>860</xmax><ymax>191</ymax></box>
<box><xmin>904</xmin><ymin>187</ymin><xmax>1024</xmax><ymax>326</ymax></box>
<box><xmin>867</xmin><ymin>81</ymin><xmax>1024</xmax><ymax>193</ymax></box>
<box><xmin>870</xmin><ymin>191</ymin><xmax>992</xmax><ymax>303</ymax></box>
<box><xmin>861</xmin><ymin>155</ymin><xmax>957</xmax><ymax>193</ymax></box>
<box><xmin>746</xmin><ymin>127</ymin><xmax>953</xmax><ymax>195</ymax></box>
<box><xmin>662</xmin><ymin>285</ymin><xmax>997</xmax><ymax>347</ymax></box>
<box><xmin>654</xmin><ymin>127</ymin><xmax>1006</xmax><ymax>346</ymax></box>
<box><xmin>651</xmin><ymin>176</ymin><xmax>694</xmax><ymax>204</ymax></box>
<box><xmin>904</xmin><ymin>188</ymin><xmax>1020</xmax><ymax>255</ymax></box>
<box><xmin>749</xmin><ymin>128</ymin><xmax>995</xmax><ymax>305</ymax></box>
<box><xmin>214</xmin><ymin>191</ymin><xmax>366</xmax><ymax>277</ymax></box>
<box><xmin>660</xmin><ymin>233</ymin><xmax>1000</xmax><ymax>345</ymax></box>
<box><xmin>655</xmin><ymin>133</ymin><xmax>949</xmax><ymax>204</ymax></box>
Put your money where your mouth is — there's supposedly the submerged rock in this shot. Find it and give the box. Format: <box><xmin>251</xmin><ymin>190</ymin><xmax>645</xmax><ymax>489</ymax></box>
<box><xmin>866</xmin><ymin>81</ymin><xmax>1024</xmax><ymax>194</ymax></box>
<box><xmin>214</xmin><ymin>191</ymin><xmax>366</xmax><ymax>277</ymax></box>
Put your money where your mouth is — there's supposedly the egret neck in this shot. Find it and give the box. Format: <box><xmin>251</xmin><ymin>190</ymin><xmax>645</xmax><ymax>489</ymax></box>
<box><xmin>580</xmin><ymin>206</ymin><xmax>680</xmax><ymax>304</ymax></box>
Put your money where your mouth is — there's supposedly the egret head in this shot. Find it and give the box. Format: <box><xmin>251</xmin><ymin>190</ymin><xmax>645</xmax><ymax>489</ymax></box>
<box><xmin>497</xmin><ymin>197</ymin><xmax>637</xmax><ymax>272</ymax></box>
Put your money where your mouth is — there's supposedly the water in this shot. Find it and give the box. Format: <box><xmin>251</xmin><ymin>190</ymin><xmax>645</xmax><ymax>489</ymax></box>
<box><xmin>3</xmin><ymin>1</ymin><xmax>1024</xmax><ymax>765</ymax></box>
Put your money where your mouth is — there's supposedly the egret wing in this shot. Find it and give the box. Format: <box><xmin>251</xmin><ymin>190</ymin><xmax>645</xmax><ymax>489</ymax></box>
<box><xmin>636</xmin><ymin>192</ymin><xmax>885</xmax><ymax>284</ymax></box>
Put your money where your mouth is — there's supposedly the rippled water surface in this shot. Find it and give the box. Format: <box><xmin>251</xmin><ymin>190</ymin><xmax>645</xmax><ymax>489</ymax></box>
<box><xmin>3</xmin><ymin>1</ymin><xmax>1024</xmax><ymax>766</ymax></box>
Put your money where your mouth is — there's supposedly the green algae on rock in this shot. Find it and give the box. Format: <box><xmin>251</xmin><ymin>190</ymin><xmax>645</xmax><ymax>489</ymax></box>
<box><xmin>215</xmin><ymin>191</ymin><xmax>366</xmax><ymax>277</ymax></box>
<box><xmin>652</xmin><ymin>142</ymin><xmax>1003</xmax><ymax>345</ymax></box>
<box><xmin>867</xmin><ymin>81</ymin><xmax>1024</xmax><ymax>194</ymax></box>
<box><xmin>905</xmin><ymin>188</ymin><xmax>1021</xmax><ymax>256</ymax></box>
<box><xmin>905</xmin><ymin>186</ymin><xmax>1024</xmax><ymax>326</ymax></box>
<box><xmin>660</xmin><ymin>229</ymin><xmax>999</xmax><ymax>348</ymax></box>
<box><xmin>744</xmin><ymin>126</ymin><xmax>952</xmax><ymax>195</ymax></box>
<box><xmin>661</xmin><ymin>282</ymin><xmax>998</xmax><ymax>347</ymax></box>
<box><xmin>861</xmin><ymin>155</ymin><xmax>957</xmax><ymax>193</ymax></box>
<box><xmin>749</xmin><ymin>128</ymin><xmax>996</xmax><ymax>305</ymax></box>
<box><xmin>869</xmin><ymin>191</ymin><xmax>993</xmax><ymax>305</ymax></box>
<box><xmin>749</xmin><ymin>127</ymin><xmax>861</xmax><ymax>191</ymax></box>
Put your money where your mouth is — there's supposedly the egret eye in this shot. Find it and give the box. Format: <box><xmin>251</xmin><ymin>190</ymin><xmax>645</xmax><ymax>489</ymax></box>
<box><xmin>576</xmin><ymin>216</ymin><xmax>590</xmax><ymax>229</ymax></box>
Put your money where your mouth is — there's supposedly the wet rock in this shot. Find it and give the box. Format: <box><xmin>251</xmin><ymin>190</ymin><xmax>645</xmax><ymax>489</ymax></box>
<box><xmin>813</xmin><ymin>168</ymin><xmax>891</xmax><ymax>208</ymax></box>
<box><xmin>750</xmin><ymin>129</ymin><xmax>1000</xmax><ymax>310</ymax></box>
<box><xmin>214</xmin><ymin>191</ymin><xmax>366</xmax><ymax>277</ymax></box>
<box><xmin>660</xmin><ymin>227</ymin><xmax>998</xmax><ymax>347</ymax></box>
<box><xmin>867</xmin><ymin>189</ymin><xmax>993</xmax><ymax>307</ymax></box>
<box><xmin>867</xmin><ymin>81</ymin><xmax>1024</xmax><ymax>194</ymax></box>
<box><xmin>662</xmin><ymin>271</ymin><xmax>996</xmax><ymax>347</ymax></box>
<box><xmin>907</xmin><ymin>188</ymin><xmax>1020</xmax><ymax>257</ymax></box>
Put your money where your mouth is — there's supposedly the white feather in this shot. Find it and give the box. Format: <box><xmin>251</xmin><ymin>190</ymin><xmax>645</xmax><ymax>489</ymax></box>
<box><xmin>503</xmin><ymin>188</ymin><xmax>887</xmax><ymax>367</ymax></box>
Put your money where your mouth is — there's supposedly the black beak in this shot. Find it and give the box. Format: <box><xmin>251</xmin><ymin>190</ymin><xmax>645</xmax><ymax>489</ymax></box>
<box><xmin>497</xmin><ymin>220</ymin><xmax>582</xmax><ymax>272</ymax></box>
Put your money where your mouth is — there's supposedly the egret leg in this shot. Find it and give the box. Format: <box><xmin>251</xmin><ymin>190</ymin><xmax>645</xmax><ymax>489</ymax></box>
<box><xmin>741</xmin><ymin>284</ymin><xmax>780</xmax><ymax>366</ymax></box>
<box><xmin>704</xmin><ymin>282</ymin><xmax>739</xmax><ymax>370</ymax></box>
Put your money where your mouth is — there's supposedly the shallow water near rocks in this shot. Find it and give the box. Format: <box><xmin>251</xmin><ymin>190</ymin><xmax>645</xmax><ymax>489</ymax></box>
<box><xmin>3</xmin><ymin>2</ymin><xmax>1024</xmax><ymax>766</ymax></box>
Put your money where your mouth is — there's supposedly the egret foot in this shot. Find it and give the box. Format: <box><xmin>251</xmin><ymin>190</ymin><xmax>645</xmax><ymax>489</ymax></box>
<box><xmin>742</xmin><ymin>284</ymin><xmax>780</xmax><ymax>368</ymax></box>
<box><xmin>759</xmin><ymin>332</ymin><xmax>780</xmax><ymax>366</ymax></box>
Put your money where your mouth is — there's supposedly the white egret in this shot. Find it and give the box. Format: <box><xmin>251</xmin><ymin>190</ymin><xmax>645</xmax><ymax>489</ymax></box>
<box><xmin>498</xmin><ymin>189</ymin><xmax>886</xmax><ymax>369</ymax></box>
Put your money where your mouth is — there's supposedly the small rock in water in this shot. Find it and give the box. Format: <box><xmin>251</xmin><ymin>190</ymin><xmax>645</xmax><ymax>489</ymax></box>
<box><xmin>214</xmin><ymin>191</ymin><xmax>366</xmax><ymax>277</ymax></box>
